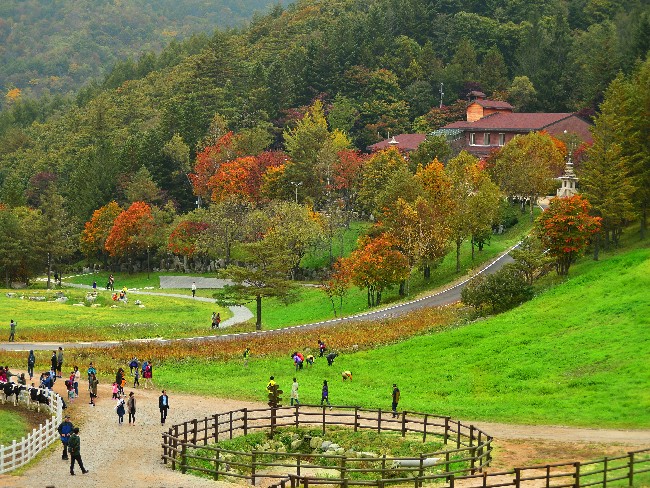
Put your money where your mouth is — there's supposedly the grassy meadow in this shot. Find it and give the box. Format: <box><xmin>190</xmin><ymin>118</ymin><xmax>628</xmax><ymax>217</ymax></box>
<box><xmin>0</xmin><ymin>410</ymin><xmax>30</xmax><ymax>445</ymax></box>
<box><xmin>0</xmin><ymin>289</ymin><xmax>231</xmax><ymax>342</ymax></box>
<box><xmin>152</xmin><ymin>242</ymin><xmax>650</xmax><ymax>428</ymax></box>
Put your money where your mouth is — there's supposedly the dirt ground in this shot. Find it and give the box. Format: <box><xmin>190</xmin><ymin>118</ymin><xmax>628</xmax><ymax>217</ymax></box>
<box><xmin>1</xmin><ymin>376</ymin><xmax>648</xmax><ymax>488</ymax></box>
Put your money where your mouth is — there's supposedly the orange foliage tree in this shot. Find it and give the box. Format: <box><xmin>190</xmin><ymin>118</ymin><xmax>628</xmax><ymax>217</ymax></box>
<box><xmin>188</xmin><ymin>132</ymin><xmax>238</xmax><ymax>200</ymax></box>
<box><xmin>80</xmin><ymin>201</ymin><xmax>122</xmax><ymax>261</ymax></box>
<box><xmin>534</xmin><ymin>195</ymin><xmax>601</xmax><ymax>275</ymax></box>
<box><xmin>345</xmin><ymin>234</ymin><xmax>409</xmax><ymax>307</ymax></box>
<box><xmin>332</xmin><ymin>149</ymin><xmax>366</xmax><ymax>212</ymax></box>
<box><xmin>105</xmin><ymin>202</ymin><xmax>155</xmax><ymax>260</ymax></box>
<box><xmin>320</xmin><ymin>259</ymin><xmax>352</xmax><ymax>317</ymax></box>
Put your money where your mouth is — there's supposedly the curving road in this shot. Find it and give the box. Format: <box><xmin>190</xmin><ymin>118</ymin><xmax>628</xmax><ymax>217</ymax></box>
<box><xmin>0</xmin><ymin>245</ymin><xmax>516</xmax><ymax>352</ymax></box>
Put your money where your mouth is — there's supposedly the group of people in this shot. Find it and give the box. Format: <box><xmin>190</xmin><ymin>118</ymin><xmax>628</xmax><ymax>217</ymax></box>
<box><xmin>57</xmin><ymin>415</ymin><xmax>88</xmax><ymax>475</ymax></box>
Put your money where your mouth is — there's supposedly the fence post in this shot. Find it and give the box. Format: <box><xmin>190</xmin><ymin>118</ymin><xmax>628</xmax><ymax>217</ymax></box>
<box><xmin>340</xmin><ymin>455</ymin><xmax>347</xmax><ymax>482</ymax></box>
<box><xmin>354</xmin><ymin>406</ymin><xmax>358</xmax><ymax>432</ymax></box>
<box><xmin>214</xmin><ymin>414</ymin><xmax>219</xmax><ymax>442</ymax></box>
<box><xmin>295</xmin><ymin>405</ymin><xmax>299</xmax><ymax>427</ymax></box>
<box><xmin>244</xmin><ymin>408</ymin><xmax>248</xmax><ymax>436</ymax></box>
<box><xmin>477</xmin><ymin>431</ymin><xmax>483</xmax><ymax>470</ymax></box>
<box><xmin>229</xmin><ymin>411</ymin><xmax>233</xmax><ymax>439</ymax></box>
<box><xmin>378</xmin><ymin>409</ymin><xmax>382</xmax><ymax>433</ymax></box>
<box><xmin>180</xmin><ymin>443</ymin><xmax>187</xmax><ymax>474</ymax></box>
<box><xmin>203</xmin><ymin>417</ymin><xmax>208</xmax><ymax>445</ymax></box>
<box><xmin>603</xmin><ymin>457</ymin><xmax>607</xmax><ymax>488</ymax></box>
<box><xmin>444</xmin><ymin>417</ymin><xmax>450</xmax><ymax>444</ymax></box>
<box><xmin>514</xmin><ymin>467</ymin><xmax>521</xmax><ymax>488</ymax></box>
<box><xmin>322</xmin><ymin>407</ymin><xmax>326</xmax><ymax>435</ymax></box>
<box><xmin>381</xmin><ymin>454</ymin><xmax>386</xmax><ymax>480</ymax></box>
<box><xmin>470</xmin><ymin>425</ymin><xmax>475</xmax><ymax>447</ymax></box>
<box><xmin>574</xmin><ymin>461</ymin><xmax>581</xmax><ymax>488</ymax></box>
<box><xmin>401</xmin><ymin>411</ymin><xmax>407</xmax><ymax>437</ymax></box>
<box><xmin>251</xmin><ymin>450</ymin><xmax>257</xmax><ymax>486</ymax></box>
<box><xmin>297</xmin><ymin>454</ymin><xmax>301</xmax><ymax>477</ymax></box>
<box><xmin>470</xmin><ymin>446</ymin><xmax>476</xmax><ymax>475</ymax></box>
<box><xmin>215</xmin><ymin>450</ymin><xmax>220</xmax><ymax>481</ymax></box>
<box><xmin>546</xmin><ymin>465</ymin><xmax>551</xmax><ymax>488</ymax></box>
<box><xmin>456</xmin><ymin>420</ymin><xmax>461</xmax><ymax>449</ymax></box>
<box><xmin>445</xmin><ymin>451</ymin><xmax>451</xmax><ymax>483</ymax></box>
<box><xmin>192</xmin><ymin>419</ymin><xmax>198</xmax><ymax>445</ymax></box>
<box><xmin>449</xmin><ymin>473</ymin><xmax>455</xmax><ymax>488</ymax></box>
<box><xmin>162</xmin><ymin>432</ymin><xmax>168</xmax><ymax>465</ymax></box>
<box><xmin>418</xmin><ymin>454</ymin><xmax>424</xmax><ymax>487</ymax></box>
<box><xmin>172</xmin><ymin>425</ymin><xmax>179</xmax><ymax>470</ymax></box>
<box><xmin>423</xmin><ymin>414</ymin><xmax>428</xmax><ymax>443</ymax></box>
<box><xmin>628</xmin><ymin>452</ymin><xmax>634</xmax><ymax>487</ymax></box>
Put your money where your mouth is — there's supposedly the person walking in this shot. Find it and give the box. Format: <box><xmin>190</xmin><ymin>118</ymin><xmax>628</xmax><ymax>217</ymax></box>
<box><xmin>211</xmin><ymin>312</ymin><xmax>218</xmax><ymax>329</ymax></box>
<box><xmin>89</xmin><ymin>373</ymin><xmax>98</xmax><ymax>407</ymax></box>
<box><xmin>116</xmin><ymin>397</ymin><xmax>126</xmax><ymax>425</ymax></box>
<box><xmin>126</xmin><ymin>392</ymin><xmax>136</xmax><ymax>425</ymax></box>
<box><xmin>321</xmin><ymin>380</ymin><xmax>331</xmax><ymax>409</ymax></box>
<box><xmin>27</xmin><ymin>350</ymin><xmax>35</xmax><ymax>380</ymax></box>
<box><xmin>73</xmin><ymin>366</ymin><xmax>80</xmax><ymax>397</ymax></box>
<box><xmin>50</xmin><ymin>351</ymin><xmax>58</xmax><ymax>379</ymax></box>
<box><xmin>243</xmin><ymin>347</ymin><xmax>250</xmax><ymax>367</ymax></box>
<box><xmin>87</xmin><ymin>362</ymin><xmax>96</xmax><ymax>389</ymax></box>
<box><xmin>8</xmin><ymin>320</ymin><xmax>16</xmax><ymax>342</ymax></box>
<box><xmin>133</xmin><ymin>367</ymin><xmax>140</xmax><ymax>388</ymax></box>
<box><xmin>159</xmin><ymin>390</ymin><xmax>170</xmax><ymax>425</ymax></box>
<box><xmin>128</xmin><ymin>357</ymin><xmax>138</xmax><ymax>376</ymax></box>
<box><xmin>68</xmin><ymin>427</ymin><xmax>88</xmax><ymax>475</ymax></box>
<box><xmin>191</xmin><ymin>281</ymin><xmax>197</xmax><ymax>298</ymax></box>
<box><xmin>57</xmin><ymin>415</ymin><xmax>74</xmax><ymax>460</ymax></box>
<box><xmin>56</xmin><ymin>347</ymin><xmax>64</xmax><ymax>378</ymax></box>
<box><xmin>143</xmin><ymin>362</ymin><xmax>153</xmax><ymax>389</ymax></box>
<box><xmin>290</xmin><ymin>377</ymin><xmax>300</xmax><ymax>406</ymax></box>
<box><xmin>391</xmin><ymin>384</ymin><xmax>400</xmax><ymax>418</ymax></box>
<box><xmin>215</xmin><ymin>312</ymin><xmax>221</xmax><ymax>328</ymax></box>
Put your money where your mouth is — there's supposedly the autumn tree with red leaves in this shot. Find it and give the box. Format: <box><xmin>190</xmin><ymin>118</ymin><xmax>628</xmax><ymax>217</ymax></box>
<box><xmin>345</xmin><ymin>234</ymin><xmax>409</xmax><ymax>307</ymax></box>
<box><xmin>189</xmin><ymin>132</ymin><xmax>238</xmax><ymax>200</ymax></box>
<box><xmin>105</xmin><ymin>202</ymin><xmax>155</xmax><ymax>266</ymax></box>
<box><xmin>80</xmin><ymin>201</ymin><xmax>122</xmax><ymax>261</ymax></box>
<box><xmin>535</xmin><ymin>195</ymin><xmax>601</xmax><ymax>275</ymax></box>
<box><xmin>320</xmin><ymin>259</ymin><xmax>351</xmax><ymax>317</ymax></box>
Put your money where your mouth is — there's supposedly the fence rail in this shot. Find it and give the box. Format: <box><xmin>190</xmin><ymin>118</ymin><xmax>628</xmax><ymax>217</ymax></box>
<box><xmin>0</xmin><ymin>387</ymin><xmax>63</xmax><ymax>474</ymax></box>
<box><xmin>161</xmin><ymin>405</ymin><xmax>492</xmax><ymax>485</ymax></box>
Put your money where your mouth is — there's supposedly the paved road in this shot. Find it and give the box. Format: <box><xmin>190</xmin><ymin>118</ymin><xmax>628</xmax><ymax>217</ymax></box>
<box><xmin>0</xmin><ymin>246</ymin><xmax>516</xmax><ymax>352</ymax></box>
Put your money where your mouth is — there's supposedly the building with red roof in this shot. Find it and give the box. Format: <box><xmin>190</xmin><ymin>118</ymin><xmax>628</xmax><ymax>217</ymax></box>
<box><xmin>367</xmin><ymin>133</ymin><xmax>427</xmax><ymax>152</ymax></box>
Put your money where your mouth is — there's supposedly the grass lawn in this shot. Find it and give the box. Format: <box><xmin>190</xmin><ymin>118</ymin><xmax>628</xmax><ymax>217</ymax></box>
<box><xmin>155</xmin><ymin>241</ymin><xmax>650</xmax><ymax>428</ymax></box>
<box><xmin>0</xmin><ymin>289</ymin><xmax>231</xmax><ymax>342</ymax></box>
<box><xmin>0</xmin><ymin>409</ymin><xmax>30</xmax><ymax>445</ymax></box>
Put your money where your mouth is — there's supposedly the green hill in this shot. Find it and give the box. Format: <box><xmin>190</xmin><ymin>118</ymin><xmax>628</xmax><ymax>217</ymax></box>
<box><xmin>159</xmin><ymin>243</ymin><xmax>650</xmax><ymax>428</ymax></box>
<box><xmin>0</xmin><ymin>0</ymin><xmax>285</xmax><ymax>99</ymax></box>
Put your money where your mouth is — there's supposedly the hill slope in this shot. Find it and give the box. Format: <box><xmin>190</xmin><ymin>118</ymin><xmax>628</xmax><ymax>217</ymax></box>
<box><xmin>0</xmin><ymin>0</ymin><xmax>284</xmax><ymax>98</ymax></box>
<box><xmin>159</xmin><ymin>244</ymin><xmax>650</xmax><ymax>428</ymax></box>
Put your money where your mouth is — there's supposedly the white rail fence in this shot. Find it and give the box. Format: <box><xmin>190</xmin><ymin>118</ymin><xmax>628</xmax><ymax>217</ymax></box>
<box><xmin>0</xmin><ymin>387</ymin><xmax>63</xmax><ymax>473</ymax></box>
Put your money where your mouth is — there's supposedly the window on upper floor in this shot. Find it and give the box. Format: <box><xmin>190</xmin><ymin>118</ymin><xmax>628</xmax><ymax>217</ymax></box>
<box><xmin>470</xmin><ymin>133</ymin><xmax>476</xmax><ymax>145</ymax></box>
<box><xmin>499</xmin><ymin>133</ymin><xmax>505</xmax><ymax>146</ymax></box>
<box><xmin>483</xmin><ymin>133</ymin><xmax>490</xmax><ymax>145</ymax></box>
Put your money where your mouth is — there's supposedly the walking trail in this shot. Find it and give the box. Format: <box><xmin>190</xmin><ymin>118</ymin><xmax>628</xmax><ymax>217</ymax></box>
<box><xmin>1</xmin><ymin>375</ymin><xmax>649</xmax><ymax>488</ymax></box>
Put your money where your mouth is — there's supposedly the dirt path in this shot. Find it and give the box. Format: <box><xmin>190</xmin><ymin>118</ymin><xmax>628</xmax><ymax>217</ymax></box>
<box><xmin>2</xmin><ymin>374</ymin><xmax>649</xmax><ymax>488</ymax></box>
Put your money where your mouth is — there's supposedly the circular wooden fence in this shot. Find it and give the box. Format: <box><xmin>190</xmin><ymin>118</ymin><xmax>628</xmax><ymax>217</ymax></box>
<box><xmin>161</xmin><ymin>404</ymin><xmax>492</xmax><ymax>485</ymax></box>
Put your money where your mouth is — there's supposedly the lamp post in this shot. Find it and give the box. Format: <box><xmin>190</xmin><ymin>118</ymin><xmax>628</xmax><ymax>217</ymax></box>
<box><xmin>290</xmin><ymin>181</ymin><xmax>302</xmax><ymax>204</ymax></box>
<box><xmin>147</xmin><ymin>245</ymin><xmax>150</xmax><ymax>280</ymax></box>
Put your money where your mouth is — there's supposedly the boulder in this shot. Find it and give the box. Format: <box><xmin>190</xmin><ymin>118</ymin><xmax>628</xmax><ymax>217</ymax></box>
<box><xmin>320</xmin><ymin>441</ymin><xmax>332</xmax><ymax>450</ymax></box>
<box><xmin>73</xmin><ymin>303</ymin><xmax>85</xmax><ymax>307</ymax></box>
<box><xmin>55</xmin><ymin>297</ymin><xmax>68</xmax><ymax>303</ymax></box>
<box><xmin>290</xmin><ymin>439</ymin><xmax>303</xmax><ymax>450</ymax></box>
<box><xmin>326</xmin><ymin>443</ymin><xmax>340</xmax><ymax>452</ymax></box>
<box><xmin>309</xmin><ymin>437</ymin><xmax>323</xmax><ymax>449</ymax></box>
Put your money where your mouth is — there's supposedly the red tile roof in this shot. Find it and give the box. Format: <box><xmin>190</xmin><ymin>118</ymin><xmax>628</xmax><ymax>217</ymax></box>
<box><xmin>473</xmin><ymin>100</ymin><xmax>514</xmax><ymax>110</ymax></box>
<box><xmin>368</xmin><ymin>133</ymin><xmax>427</xmax><ymax>152</ymax></box>
<box><xmin>443</xmin><ymin>112</ymin><xmax>574</xmax><ymax>131</ymax></box>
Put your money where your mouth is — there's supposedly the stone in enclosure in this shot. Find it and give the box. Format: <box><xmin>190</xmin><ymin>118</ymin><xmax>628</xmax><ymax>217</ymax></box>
<box><xmin>326</xmin><ymin>443</ymin><xmax>340</xmax><ymax>451</ymax></box>
<box><xmin>29</xmin><ymin>296</ymin><xmax>46</xmax><ymax>301</ymax></box>
<box><xmin>73</xmin><ymin>303</ymin><xmax>85</xmax><ymax>307</ymax></box>
<box><xmin>393</xmin><ymin>457</ymin><xmax>439</xmax><ymax>467</ymax></box>
<box><xmin>309</xmin><ymin>437</ymin><xmax>323</xmax><ymax>449</ymax></box>
<box><xmin>290</xmin><ymin>439</ymin><xmax>303</xmax><ymax>450</ymax></box>
<box><xmin>358</xmin><ymin>452</ymin><xmax>379</xmax><ymax>458</ymax></box>
<box><xmin>320</xmin><ymin>440</ymin><xmax>332</xmax><ymax>450</ymax></box>
<box><xmin>91</xmin><ymin>304</ymin><xmax>101</xmax><ymax>308</ymax></box>
<box><xmin>55</xmin><ymin>297</ymin><xmax>68</xmax><ymax>303</ymax></box>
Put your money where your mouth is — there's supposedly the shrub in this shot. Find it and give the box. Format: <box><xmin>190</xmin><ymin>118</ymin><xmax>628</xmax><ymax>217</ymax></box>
<box><xmin>461</xmin><ymin>264</ymin><xmax>533</xmax><ymax>313</ymax></box>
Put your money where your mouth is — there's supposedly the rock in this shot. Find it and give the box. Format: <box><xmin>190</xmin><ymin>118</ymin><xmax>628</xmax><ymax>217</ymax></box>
<box><xmin>111</xmin><ymin>305</ymin><xmax>118</xmax><ymax>308</ymax></box>
<box><xmin>91</xmin><ymin>304</ymin><xmax>101</xmax><ymax>308</ymax></box>
<box><xmin>326</xmin><ymin>443</ymin><xmax>340</xmax><ymax>451</ymax></box>
<box><xmin>358</xmin><ymin>452</ymin><xmax>378</xmax><ymax>458</ymax></box>
<box><xmin>320</xmin><ymin>441</ymin><xmax>332</xmax><ymax>450</ymax></box>
<box><xmin>29</xmin><ymin>296</ymin><xmax>46</xmax><ymax>301</ymax></box>
<box><xmin>55</xmin><ymin>297</ymin><xmax>68</xmax><ymax>303</ymax></box>
<box><xmin>309</xmin><ymin>437</ymin><xmax>322</xmax><ymax>449</ymax></box>
<box><xmin>335</xmin><ymin>448</ymin><xmax>345</xmax><ymax>454</ymax></box>
<box><xmin>138</xmin><ymin>304</ymin><xmax>145</xmax><ymax>308</ymax></box>
<box><xmin>290</xmin><ymin>439</ymin><xmax>303</xmax><ymax>450</ymax></box>
<box><xmin>5</xmin><ymin>293</ymin><xmax>16</xmax><ymax>298</ymax></box>
<box><xmin>73</xmin><ymin>303</ymin><xmax>85</xmax><ymax>307</ymax></box>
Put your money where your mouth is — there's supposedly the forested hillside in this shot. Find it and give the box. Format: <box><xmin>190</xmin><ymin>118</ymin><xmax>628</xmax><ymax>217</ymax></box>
<box><xmin>0</xmin><ymin>0</ymin><xmax>286</xmax><ymax>99</ymax></box>
<box><xmin>0</xmin><ymin>0</ymin><xmax>648</xmax><ymax>224</ymax></box>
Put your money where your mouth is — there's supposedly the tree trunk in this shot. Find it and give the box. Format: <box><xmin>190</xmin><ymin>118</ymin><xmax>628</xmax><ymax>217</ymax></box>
<box><xmin>376</xmin><ymin>290</ymin><xmax>382</xmax><ymax>306</ymax></box>
<box><xmin>399</xmin><ymin>280</ymin><xmax>405</xmax><ymax>296</ymax></box>
<box><xmin>529</xmin><ymin>195</ymin><xmax>535</xmax><ymax>222</ymax></box>
<box><xmin>256</xmin><ymin>294</ymin><xmax>262</xmax><ymax>330</ymax></box>
<box><xmin>5</xmin><ymin>270</ymin><xmax>9</xmax><ymax>289</ymax></box>
<box><xmin>423</xmin><ymin>263</ymin><xmax>431</xmax><ymax>280</ymax></box>
<box><xmin>641</xmin><ymin>203</ymin><xmax>647</xmax><ymax>239</ymax></box>
<box><xmin>593</xmin><ymin>232</ymin><xmax>600</xmax><ymax>261</ymax></box>
<box><xmin>471</xmin><ymin>238</ymin><xmax>475</xmax><ymax>260</ymax></box>
<box><xmin>456</xmin><ymin>238</ymin><xmax>462</xmax><ymax>273</ymax></box>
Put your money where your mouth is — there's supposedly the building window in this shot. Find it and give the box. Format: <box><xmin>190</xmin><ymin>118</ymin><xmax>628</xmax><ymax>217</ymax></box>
<box><xmin>483</xmin><ymin>133</ymin><xmax>490</xmax><ymax>145</ymax></box>
<box><xmin>470</xmin><ymin>133</ymin><xmax>476</xmax><ymax>145</ymax></box>
<box><xmin>498</xmin><ymin>133</ymin><xmax>505</xmax><ymax>146</ymax></box>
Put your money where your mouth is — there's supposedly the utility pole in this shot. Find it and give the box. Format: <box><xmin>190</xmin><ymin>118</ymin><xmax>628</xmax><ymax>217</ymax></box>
<box><xmin>439</xmin><ymin>82</ymin><xmax>444</xmax><ymax>108</ymax></box>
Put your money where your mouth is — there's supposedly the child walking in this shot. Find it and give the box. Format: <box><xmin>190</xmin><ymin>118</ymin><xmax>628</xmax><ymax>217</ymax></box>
<box><xmin>115</xmin><ymin>397</ymin><xmax>126</xmax><ymax>425</ymax></box>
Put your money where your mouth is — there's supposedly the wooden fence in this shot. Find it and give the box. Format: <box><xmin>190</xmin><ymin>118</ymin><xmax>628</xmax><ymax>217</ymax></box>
<box><xmin>161</xmin><ymin>405</ymin><xmax>492</xmax><ymax>484</ymax></box>
<box><xmin>0</xmin><ymin>388</ymin><xmax>63</xmax><ymax>474</ymax></box>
